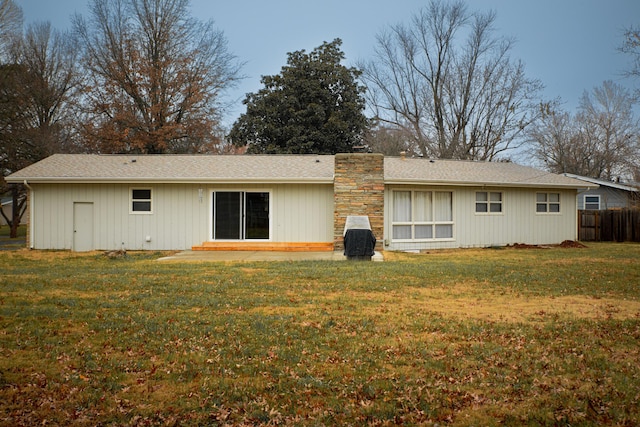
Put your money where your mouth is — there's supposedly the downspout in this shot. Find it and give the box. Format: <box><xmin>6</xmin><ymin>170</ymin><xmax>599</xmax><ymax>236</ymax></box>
<box><xmin>23</xmin><ymin>180</ymin><xmax>34</xmax><ymax>249</ymax></box>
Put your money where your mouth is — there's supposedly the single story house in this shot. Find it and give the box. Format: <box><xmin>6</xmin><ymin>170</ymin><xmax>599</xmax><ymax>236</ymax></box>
<box><xmin>564</xmin><ymin>173</ymin><xmax>639</xmax><ymax>210</ymax></box>
<box><xmin>6</xmin><ymin>153</ymin><xmax>592</xmax><ymax>252</ymax></box>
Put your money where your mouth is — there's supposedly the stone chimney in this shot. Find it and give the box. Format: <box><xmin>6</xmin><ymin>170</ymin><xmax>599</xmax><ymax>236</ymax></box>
<box><xmin>333</xmin><ymin>153</ymin><xmax>384</xmax><ymax>252</ymax></box>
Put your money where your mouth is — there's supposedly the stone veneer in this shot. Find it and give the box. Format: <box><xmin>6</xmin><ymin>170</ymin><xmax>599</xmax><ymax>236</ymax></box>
<box><xmin>333</xmin><ymin>153</ymin><xmax>385</xmax><ymax>252</ymax></box>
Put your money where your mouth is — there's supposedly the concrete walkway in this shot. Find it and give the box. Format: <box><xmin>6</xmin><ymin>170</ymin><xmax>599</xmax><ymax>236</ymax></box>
<box><xmin>157</xmin><ymin>250</ymin><xmax>384</xmax><ymax>262</ymax></box>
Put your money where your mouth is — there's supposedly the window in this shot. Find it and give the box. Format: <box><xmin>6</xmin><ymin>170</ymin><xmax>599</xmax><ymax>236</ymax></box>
<box><xmin>476</xmin><ymin>191</ymin><xmax>502</xmax><ymax>213</ymax></box>
<box><xmin>131</xmin><ymin>188</ymin><xmax>152</xmax><ymax>213</ymax></box>
<box><xmin>212</xmin><ymin>191</ymin><xmax>270</xmax><ymax>240</ymax></box>
<box><xmin>584</xmin><ymin>195</ymin><xmax>600</xmax><ymax>210</ymax></box>
<box><xmin>392</xmin><ymin>190</ymin><xmax>453</xmax><ymax>240</ymax></box>
<box><xmin>536</xmin><ymin>192</ymin><xmax>560</xmax><ymax>213</ymax></box>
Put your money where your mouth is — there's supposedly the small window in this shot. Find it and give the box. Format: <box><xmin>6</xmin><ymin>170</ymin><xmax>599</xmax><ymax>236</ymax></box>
<box><xmin>131</xmin><ymin>188</ymin><xmax>152</xmax><ymax>213</ymax></box>
<box><xmin>584</xmin><ymin>195</ymin><xmax>600</xmax><ymax>210</ymax></box>
<box><xmin>536</xmin><ymin>192</ymin><xmax>560</xmax><ymax>213</ymax></box>
<box><xmin>476</xmin><ymin>191</ymin><xmax>502</xmax><ymax>214</ymax></box>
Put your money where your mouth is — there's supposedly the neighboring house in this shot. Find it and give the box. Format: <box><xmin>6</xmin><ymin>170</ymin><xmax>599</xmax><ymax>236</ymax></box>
<box><xmin>564</xmin><ymin>173</ymin><xmax>639</xmax><ymax>210</ymax></box>
<box><xmin>0</xmin><ymin>198</ymin><xmax>11</xmax><ymax>226</ymax></box>
<box><xmin>0</xmin><ymin>197</ymin><xmax>26</xmax><ymax>226</ymax></box>
<box><xmin>6</xmin><ymin>153</ymin><xmax>591</xmax><ymax>252</ymax></box>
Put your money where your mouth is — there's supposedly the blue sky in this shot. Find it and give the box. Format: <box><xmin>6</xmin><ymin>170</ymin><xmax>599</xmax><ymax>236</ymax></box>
<box><xmin>18</xmin><ymin>0</ymin><xmax>640</xmax><ymax>126</ymax></box>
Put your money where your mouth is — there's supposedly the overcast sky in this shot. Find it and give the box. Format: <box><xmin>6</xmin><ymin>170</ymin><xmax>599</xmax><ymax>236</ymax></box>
<box><xmin>18</xmin><ymin>0</ymin><xmax>640</xmax><ymax>126</ymax></box>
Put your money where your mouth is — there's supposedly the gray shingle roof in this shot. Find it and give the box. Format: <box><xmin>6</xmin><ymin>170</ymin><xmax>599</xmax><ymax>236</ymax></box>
<box><xmin>384</xmin><ymin>157</ymin><xmax>593</xmax><ymax>188</ymax></box>
<box><xmin>563</xmin><ymin>173</ymin><xmax>637</xmax><ymax>192</ymax></box>
<box><xmin>6</xmin><ymin>154</ymin><xmax>335</xmax><ymax>183</ymax></box>
<box><xmin>6</xmin><ymin>153</ymin><xmax>592</xmax><ymax>189</ymax></box>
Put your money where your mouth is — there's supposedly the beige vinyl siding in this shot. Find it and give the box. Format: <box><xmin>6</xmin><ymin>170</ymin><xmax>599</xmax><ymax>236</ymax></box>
<box><xmin>29</xmin><ymin>182</ymin><xmax>333</xmax><ymax>250</ymax></box>
<box><xmin>384</xmin><ymin>186</ymin><xmax>578</xmax><ymax>251</ymax></box>
<box><xmin>271</xmin><ymin>184</ymin><xmax>334</xmax><ymax>242</ymax></box>
<box><xmin>30</xmin><ymin>183</ymin><xmax>208</xmax><ymax>250</ymax></box>
<box><xmin>208</xmin><ymin>183</ymin><xmax>333</xmax><ymax>243</ymax></box>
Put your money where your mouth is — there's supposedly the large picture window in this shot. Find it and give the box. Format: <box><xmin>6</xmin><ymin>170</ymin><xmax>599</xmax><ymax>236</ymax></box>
<box><xmin>392</xmin><ymin>190</ymin><xmax>453</xmax><ymax>240</ymax></box>
<box><xmin>212</xmin><ymin>191</ymin><xmax>270</xmax><ymax>240</ymax></box>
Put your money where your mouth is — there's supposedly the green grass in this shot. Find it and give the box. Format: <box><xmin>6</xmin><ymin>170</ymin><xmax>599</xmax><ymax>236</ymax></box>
<box><xmin>1</xmin><ymin>243</ymin><xmax>639</xmax><ymax>426</ymax></box>
<box><xmin>0</xmin><ymin>224</ymin><xmax>26</xmax><ymax>238</ymax></box>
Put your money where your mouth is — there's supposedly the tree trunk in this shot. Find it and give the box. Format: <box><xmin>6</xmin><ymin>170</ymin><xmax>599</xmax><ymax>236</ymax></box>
<box><xmin>9</xmin><ymin>184</ymin><xmax>24</xmax><ymax>239</ymax></box>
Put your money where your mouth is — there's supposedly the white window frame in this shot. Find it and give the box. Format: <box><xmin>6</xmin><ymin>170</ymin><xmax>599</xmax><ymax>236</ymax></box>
<box><xmin>584</xmin><ymin>195</ymin><xmax>601</xmax><ymax>210</ymax></box>
<box><xmin>391</xmin><ymin>189</ymin><xmax>454</xmax><ymax>242</ymax></box>
<box><xmin>130</xmin><ymin>188</ymin><xmax>152</xmax><ymax>214</ymax></box>
<box><xmin>475</xmin><ymin>191</ymin><xmax>503</xmax><ymax>214</ymax></box>
<box><xmin>536</xmin><ymin>192</ymin><xmax>561</xmax><ymax>214</ymax></box>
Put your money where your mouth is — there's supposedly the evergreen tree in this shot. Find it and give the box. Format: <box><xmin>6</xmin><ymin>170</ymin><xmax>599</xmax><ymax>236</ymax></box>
<box><xmin>230</xmin><ymin>39</ymin><xmax>368</xmax><ymax>154</ymax></box>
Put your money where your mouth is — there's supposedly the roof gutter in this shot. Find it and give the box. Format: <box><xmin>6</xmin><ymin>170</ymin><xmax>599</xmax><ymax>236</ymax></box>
<box><xmin>9</xmin><ymin>176</ymin><xmax>595</xmax><ymax>189</ymax></box>
<box><xmin>383</xmin><ymin>179</ymin><xmax>595</xmax><ymax>189</ymax></box>
<box><xmin>6</xmin><ymin>177</ymin><xmax>335</xmax><ymax>185</ymax></box>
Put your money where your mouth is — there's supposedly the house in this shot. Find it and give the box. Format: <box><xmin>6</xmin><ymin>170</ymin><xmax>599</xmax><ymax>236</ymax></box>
<box><xmin>5</xmin><ymin>153</ymin><xmax>592</xmax><ymax>252</ymax></box>
<box><xmin>563</xmin><ymin>173</ymin><xmax>639</xmax><ymax>210</ymax></box>
<box><xmin>1</xmin><ymin>198</ymin><xmax>12</xmax><ymax>226</ymax></box>
<box><xmin>0</xmin><ymin>197</ymin><xmax>26</xmax><ymax>226</ymax></box>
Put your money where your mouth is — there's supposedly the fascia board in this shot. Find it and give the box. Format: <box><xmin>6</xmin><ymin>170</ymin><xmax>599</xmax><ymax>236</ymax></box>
<box><xmin>7</xmin><ymin>177</ymin><xmax>334</xmax><ymax>185</ymax></box>
<box><xmin>383</xmin><ymin>179</ymin><xmax>597</xmax><ymax>189</ymax></box>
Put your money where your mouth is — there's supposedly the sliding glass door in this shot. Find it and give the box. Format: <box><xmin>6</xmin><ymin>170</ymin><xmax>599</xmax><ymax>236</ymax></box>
<box><xmin>212</xmin><ymin>191</ymin><xmax>269</xmax><ymax>240</ymax></box>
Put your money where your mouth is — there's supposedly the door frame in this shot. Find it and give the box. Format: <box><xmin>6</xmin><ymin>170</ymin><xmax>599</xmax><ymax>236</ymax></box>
<box><xmin>73</xmin><ymin>202</ymin><xmax>94</xmax><ymax>251</ymax></box>
<box><xmin>209</xmin><ymin>189</ymin><xmax>272</xmax><ymax>241</ymax></box>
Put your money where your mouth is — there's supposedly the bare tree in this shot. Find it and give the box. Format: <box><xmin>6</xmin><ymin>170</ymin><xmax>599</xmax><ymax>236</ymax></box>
<box><xmin>0</xmin><ymin>63</ymin><xmax>29</xmax><ymax>237</ymax></box>
<box><xmin>73</xmin><ymin>0</ymin><xmax>243</xmax><ymax>154</ymax></box>
<box><xmin>621</xmin><ymin>26</ymin><xmax>640</xmax><ymax>91</ymax></box>
<box><xmin>17</xmin><ymin>22</ymin><xmax>82</xmax><ymax>155</ymax></box>
<box><xmin>360</xmin><ymin>0</ymin><xmax>542</xmax><ymax>160</ymax></box>
<box><xmin>1</xmin><ymin>22</ymin><xmax>81</xmax><ymax>237</ymax></box>
<box><xmin>0</xmin><ymin>0</ymin><xmax>28</xmax><ymax>238</ymax></box>
<box><xmin>578</xmin><ymin>81</ymin><xmax>639</xmax><ymax>181</ymax></box>
<box><xmin>528</xmin><ymin>81</ymin><xmax>639</xmax><ymax>180</ymax></box>
<box><xmin>364</xmin><ymin>124</ymin><xmax>420</xmax><ymax>156</ymax></box>
<box><xmin>526</xmin><ymin>106</ymin><xmax>601</xmax><ymax>176</ymax></box>
<box><xmin>0</xmin><ymin>0</ymin><xmax>21</xmax><ymax>60</ymax></box>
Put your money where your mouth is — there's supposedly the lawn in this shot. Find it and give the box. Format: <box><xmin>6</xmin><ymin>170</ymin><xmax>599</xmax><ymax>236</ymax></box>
<box><xmin>1</xmin><ymin>243</ymin><xmax>639</xmax><ymax>426</ymax></box>
<box><xmin>0</xmin><ymin>225</ymin><xmax>26</xmax><ymax>252</ymax></box>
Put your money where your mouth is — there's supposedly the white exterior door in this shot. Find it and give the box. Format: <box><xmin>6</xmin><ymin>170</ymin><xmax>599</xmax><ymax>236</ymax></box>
<box><xmin>73</xmin><ymin>202</ymin><xmax>94</xmax><ymax>251</ymax></box>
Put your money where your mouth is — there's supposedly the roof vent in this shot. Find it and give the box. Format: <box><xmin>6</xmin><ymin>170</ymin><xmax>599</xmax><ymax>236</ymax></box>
<box><xmin>400</xmin><ymin>151</ymin><xmax>406</xmax><ymax>160</ymax></box>
<box><xmin>131</xmin><ymin>159</ymin><xmax>136</xmax><ymax>163</ymax></box>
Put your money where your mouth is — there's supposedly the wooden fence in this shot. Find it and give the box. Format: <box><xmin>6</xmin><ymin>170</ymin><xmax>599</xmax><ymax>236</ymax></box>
<box><xmin>578</xmin><ymin>209</ymin><xmax>640</xmax><ymax>242</ymax></box>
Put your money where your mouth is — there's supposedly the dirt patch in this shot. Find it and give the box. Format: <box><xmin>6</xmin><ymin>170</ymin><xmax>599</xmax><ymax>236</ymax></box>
<box><xmin>307</xmin><ymin>284</ymin><xmax>640</xmax><ymax>323</ymax></box>
<box><xmin>557</xmin><ymin>240</ymin><xmax>588</xmax><ymax>248</ymax></box>
<box><xmin>406</xmin><ymin>287</ymin><xmax>640</xmax><ymax>322</ymax></box>
<box><xmin>505</xmin><ymin>240</ymin><xmax>587</xmax><ymax>249</ymax></box>
<box><xmin>506</xmin><ymin>243</ymin><xmax>546</xmax><ymax>249</ymax></box>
